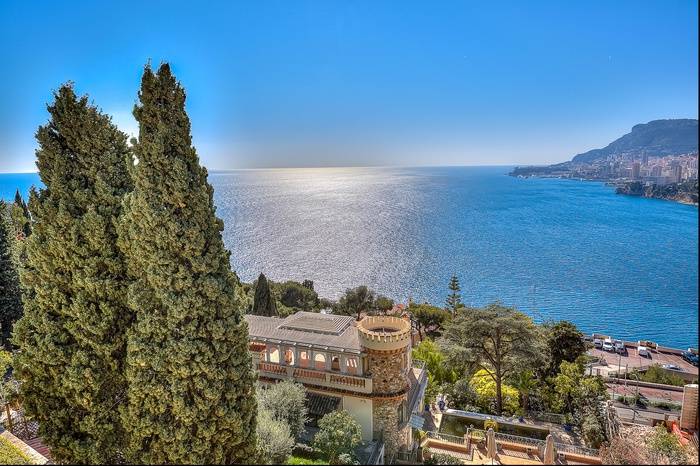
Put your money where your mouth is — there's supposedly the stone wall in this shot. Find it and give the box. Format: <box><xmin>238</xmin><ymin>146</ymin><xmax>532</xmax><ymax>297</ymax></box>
<box><xmin>373</xmin><ymin>397</ymin><xmax>408</xmax><ymax>457</ymax></box>
<box><xmin>367</xmin><ymin>347</ymin><xmax>409</xmax><ymax>395</ymax></box>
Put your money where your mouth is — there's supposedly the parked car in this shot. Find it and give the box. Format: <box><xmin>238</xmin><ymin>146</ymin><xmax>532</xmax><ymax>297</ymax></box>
<box><xmin>681</xmin><ymin>350</ymin><xmax>699</xmax><ymax>367</ymax></box>
<box><xmin>638</xmin><ymin>346</ymin><xmax>651</xmax><ymax>358</ymax></box>
<box><xmin>593</xmin><ymin>338</ymin><xmax>603</xmax><ymax>349</ymax></box>
<box><xmin>614</xmin><ymin>340</ymin><xmax>625</xmax><ymax>354</ymax></box>
<box><xmin>661</xmin><ymin>364</ymin><xmax>682</xmax><ymax>372</ymax></box>
<box><xmin>602</xmin><ymin>339</ymin><xmax>614</xmax><ymax>352</ymax></box>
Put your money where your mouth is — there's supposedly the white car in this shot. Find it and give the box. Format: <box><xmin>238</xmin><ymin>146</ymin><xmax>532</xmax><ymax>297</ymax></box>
<box><xmin>614</xmin><ymin>340</ymin><xmax>625</xmax><ymax>354</ymax></box>
<box><xmin>638</xmin><ymin>346</ymin><xmax>650</xmax><ymax>357</ymax></box>
<box><xmin>662</xmin><ymin>364</ymin><xmax>681</xmax><ymax>372</ymax></box>
<box><xmin>602</xmin><ymin>339</ymin><xmax>614</xmax><ymax>352</ymax></box>
<box><xmin>593</xmin><ymin>338</ymin><xmax>603</xmax><ymax>349</ymax></box>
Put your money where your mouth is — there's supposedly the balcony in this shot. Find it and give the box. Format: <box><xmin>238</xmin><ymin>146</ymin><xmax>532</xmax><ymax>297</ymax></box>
<box><xmin>257</xmin><ymin>361</ymin><xmax>373</xmax><ymax>394</ymax></box>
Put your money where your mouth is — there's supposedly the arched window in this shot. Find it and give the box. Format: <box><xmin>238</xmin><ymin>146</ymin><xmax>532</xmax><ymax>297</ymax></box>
<box><xmin>314</xmin><ymin>352</ymin><xmax>326</xmax><ymax>370</ymax></box>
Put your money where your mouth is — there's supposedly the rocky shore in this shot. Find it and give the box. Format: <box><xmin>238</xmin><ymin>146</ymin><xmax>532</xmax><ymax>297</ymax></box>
<box><xmin>615</xmin><ymin>180</ymin><xmax>699</xmax><ymax>206</ymax></box>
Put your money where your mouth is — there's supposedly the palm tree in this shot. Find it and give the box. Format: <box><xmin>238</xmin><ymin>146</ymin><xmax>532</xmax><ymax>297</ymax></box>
<box><xmin>512</xmin><ymin>370</ymin><xmax>538</xmax><ymax>414</ymax></box>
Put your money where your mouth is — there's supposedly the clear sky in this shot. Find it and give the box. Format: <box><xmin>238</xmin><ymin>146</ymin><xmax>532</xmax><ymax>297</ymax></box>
<box><xmin>0</xmin><ymin>0</ymin><xmax>697</xmax><ymax>172</ymax></box>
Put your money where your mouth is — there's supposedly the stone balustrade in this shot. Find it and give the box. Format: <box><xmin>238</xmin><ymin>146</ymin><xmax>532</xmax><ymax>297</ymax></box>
<box><xmin>257</xmin><ymin>361</ymin><xmax>373</xmax><ymax>394</ymax></box>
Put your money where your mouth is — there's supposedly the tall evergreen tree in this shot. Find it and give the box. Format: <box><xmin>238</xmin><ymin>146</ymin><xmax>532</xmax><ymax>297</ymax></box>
<box><xmin>252</xmin><ymin>273</ymin><xmax>278</xmax><ymax>317</ymax></box>
<box><xmin>118</xmin><ymin>64</ymin><xmax>257</xmax><ymax>464</ymax></box>
<box><xmin>445</xmin><ymin>274</ymin><xmax>462</xmax><ymax>313</ymax></box>
<box><xmin>11</xmin><ymin>85</ymin><xmax>132</xmax><ymax>463</ymax></box>
<box><xmin>12</xmin><ymin>189</ymin><xmax>32</xmax><ymax>239</ymax></box>
<box><xmin>0</xmin><ymin>203</ymin><xmax>22</xmax><ymax>349</ymax></box>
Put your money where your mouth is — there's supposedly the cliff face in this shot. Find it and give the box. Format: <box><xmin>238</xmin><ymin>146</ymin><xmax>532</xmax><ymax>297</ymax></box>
<box><xmin>572</xmin><ymin>119</ymin><xmax>699</xmax><ymax>165</ymax></box>
<box><xmin>616</xmin><ymin>180</ymin><xmax>699</xmax><ymax>205</ymax></box>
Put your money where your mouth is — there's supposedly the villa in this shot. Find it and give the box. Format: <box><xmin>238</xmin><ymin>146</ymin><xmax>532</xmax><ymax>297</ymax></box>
<box><xmin>245</xmin><ymin>311</ymin><xmax>428</xmax><ymax>457</ymax></box>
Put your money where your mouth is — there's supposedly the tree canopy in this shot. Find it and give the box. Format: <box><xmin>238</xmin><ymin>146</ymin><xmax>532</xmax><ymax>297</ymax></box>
<box><xmin>118</xmin><ymin>63</ymin><xmax>257</xmax><ymax>464</ymax></box>
<box><xmin>334</xmin><ymin>285</ymin><xmax>377</xmax><ymax>320</ymax></box>
<box><xmin>541</xmin><ymin>320</ymin><xmax>586</xmax><ymax>377</ymax></box>
<box><xmin>410</xmin><ymin>302</ymin><xmax>451</xmax><ymax>339</ymax></box>
<box><xmin>0</xmin><ymin>205</ymin><xmax>22</xmax><ymax>349</ymax></box>
<box><xmin>445</xmin><ymin>274</ymin><xmax>462</xmax><ymax>313</ymax></box>
<box><xmin>439</xmin><ymin>303</ymin><xmax>543</xmax><ymax>414</ymax></box>
<box><xmin>11</xmin><ymin>84</ymin><xmax>133</xmax><ymax>463</ymax></box>
<box><xmin>252</xmin><ymin>273</ymin><xmax>278</xmax><ymax>317</ymax></box>
<box><xmin>313</xmin><ymin>410</ymin><xmax>362</xmax><ymax>464</ymax></box>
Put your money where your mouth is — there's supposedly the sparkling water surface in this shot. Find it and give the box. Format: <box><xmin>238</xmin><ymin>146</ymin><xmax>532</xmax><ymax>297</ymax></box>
<box><xmin>2</xmin><ymin>166</ymin><xmax>698</xmax><ymax>348</ymax></box>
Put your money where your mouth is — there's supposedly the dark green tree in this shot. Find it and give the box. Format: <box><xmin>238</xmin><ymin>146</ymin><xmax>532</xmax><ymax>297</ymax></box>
<box><xmin>301</xmin><ymin>279</ymin><xmax>314</xmax><ymax>290</ymax></box>
<box><xmin>409</xmin><ymin>302</ymin><xmax>451</xmax><ymax>339</ymax></box>
<box><xmin>12</xmin><ymin>190</ymin><xmax>32</xmax><ymax>239</ymax></box>
<box><xmin>541</xmin><ymin>321</ymin><xmax>586</xmax><ymax>377</ymax></box>
<box><xmin>445</xmin><ymin>274</ymin><xmax>462</xmax><ymax>313</ymax></box>
<box><xmin>0</xmin><ymin>204</ymin><xmax>22</xmax><ymax>349</ymax></box>
<box><xmin>440</xmin><ymin>303</ymin><xmax>544</xmax><ymax>414</ymax></box>
<box><xmin>11</xmin><ymin>85</ymin><xmax>132</xmax><ymax>463</ymax></box>
<box><xmin>278</xmin><ymin>280</ymin><xmax>319</xmax><ymax>313</ymax></box>
<box><xmin>334</xmin><ymin>285</ymin><xmax>376</xmax><ymax>321</ymax></box>
<box><xmin>253</xmin><ymin>273</ymin><xmax>278</xmax><ymax>317</ymax></box>
<box><xmin>374</xmin><ymin>295</ymin><xmax>394</xmax><ymax>314</ymax></box>
<box><xmin>118</xmin><ymin>64</ymin><xmax>257</xmax><ymax>464</ymax></box>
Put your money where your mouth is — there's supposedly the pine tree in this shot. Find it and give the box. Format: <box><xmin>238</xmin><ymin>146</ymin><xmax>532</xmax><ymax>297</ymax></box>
<box><xmin>118</xmin><ymin>64</ymin><xmax>257</xmax><ymax>464</ymax></box>
<box><xmin>11</xmin><ymin>84</ymin><xmax>132</xmax><ymax>463</ymax></box>
<box><xmin>252</xmin><ymin>273</ymin><xmax>278</xmax><ymax>317</ymax></box>
<box><xmin>445</xmin><ymin>274</ymin><xmax>462</xmax><ymax>313</ymax></box>
<box><xmin>0</xmin><ymin>203</ymin><xmax>22</xmax><ymax>349</ymax></box>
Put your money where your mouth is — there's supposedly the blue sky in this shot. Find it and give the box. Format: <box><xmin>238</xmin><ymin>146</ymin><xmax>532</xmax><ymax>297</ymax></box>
<box><xmin>0</xmin><ymin>0</ymin><xmax>697</xmax><ymax>172</ymax></box>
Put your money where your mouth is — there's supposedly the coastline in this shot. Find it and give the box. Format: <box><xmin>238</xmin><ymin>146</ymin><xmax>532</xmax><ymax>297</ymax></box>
<box><xmin>512</xmin><ymin>173</ymin><xmax>699</xmax><ymax>207</ymax></box>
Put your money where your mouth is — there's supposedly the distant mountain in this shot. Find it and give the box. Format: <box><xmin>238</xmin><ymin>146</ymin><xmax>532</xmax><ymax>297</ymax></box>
<box><xmin>571</xmin><ymin>119</ymin><xmax>698</xmax><ymax>164</ymax></box>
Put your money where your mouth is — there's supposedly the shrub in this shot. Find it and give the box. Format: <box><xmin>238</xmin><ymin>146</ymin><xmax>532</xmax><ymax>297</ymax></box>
<box><xmin>0</xmin><ymin>435</ymin><xmax>31</xmax><ymax>465</ymax></box>
<box><xmin>257</xmin><ymin>408</ymin><xmax>295</xmax><ymax>464</ymax></box>
<box><xmin>257</xmin><ymin>380</ymin><xmax>308</xmax><ymax>439</ymax></box>
<box><xmin>646</xmin><ymin>425</ymin><xmax>690</xmax><ymax>464</ymax></box>
<box><xmin>424</xmin><ymin>452</ymin><xmax>464</xmax><ymax>464</ymax></box>
<box><xmin>582</xmin><ymin>413</ymin><xmax>605</xmax><ymax>448</ymax></box>
<box><xmin>313</xmin><ymin>410</ymin><xmax>362</xmax><ymax>464</ymax></box>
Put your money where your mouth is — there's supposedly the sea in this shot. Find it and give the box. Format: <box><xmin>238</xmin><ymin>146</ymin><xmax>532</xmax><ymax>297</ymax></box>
<box><xmin>2</xmin><ymin>166</ymin><xmax>698</xmax><ymax>349</ymax></box>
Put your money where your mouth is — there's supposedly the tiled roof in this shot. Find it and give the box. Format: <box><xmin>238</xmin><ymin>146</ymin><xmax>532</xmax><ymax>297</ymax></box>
<box><xmin>245</xmin><ymin>312</ymin><xmax>362</xmax><ymax>353</ymax></box>
<box><xmin>306</xmin><ymin>392</ymin><xmax>341</xmax><ymax>417</ymax></box>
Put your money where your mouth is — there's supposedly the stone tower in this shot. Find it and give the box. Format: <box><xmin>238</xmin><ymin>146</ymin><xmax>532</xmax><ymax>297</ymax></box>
<box><xmin>358</xmin><ymin>315</ymin><xmax>413</xmax><ymax>457</ymax></box>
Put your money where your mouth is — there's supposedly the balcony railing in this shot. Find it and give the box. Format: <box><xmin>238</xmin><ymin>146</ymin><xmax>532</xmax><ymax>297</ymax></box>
<box><xmin>257</xmin><ymin>362</ymin><xmax>372</xmax><ymax>394</ymax></box>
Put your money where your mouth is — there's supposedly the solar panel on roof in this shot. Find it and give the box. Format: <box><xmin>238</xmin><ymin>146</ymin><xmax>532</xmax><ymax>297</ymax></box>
<box><xmin>279</xmin><ymin>312</ymin><xmax>352</xmax><ymax>335</ymax></box>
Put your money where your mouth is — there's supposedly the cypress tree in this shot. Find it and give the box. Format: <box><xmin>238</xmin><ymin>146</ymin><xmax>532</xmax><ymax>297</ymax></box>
<box><xmin>13</xmin><ymin>189</ymin><xmax>32</xmax><ymax>239</ymax></box>
<box><xmin>119</xmin><ymin>64</ymin><xmax>257</xmax><ymax>464</ymax></box>
<box><xmin>11</xmin><ymin>85</ymin><xmax>132</xmax><ymax>463</ymax></box>
<box><xmin>446</xmin><ymin>274</ymin><xmax>462</xmax><ymax>313</ymax></box>
<box><xmin>252</xmin><ymin>273</ymin><xmax>278</xmax><ymax>317</ymax></box>
<box><xmin>0</xmin><ymin>203</ymin><xmax>22</xmax><ymax>349</ymax></box>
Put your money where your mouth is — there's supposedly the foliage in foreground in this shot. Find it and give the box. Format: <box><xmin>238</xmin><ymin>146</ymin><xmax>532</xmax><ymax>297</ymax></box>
<box><xmin>0</xmin><ymin>205</ymin><xmax>22</xmax><ymax>349</ymax></box>
<box><xmin>117</xmin><ymin>64</ymin><xmax>257</xmax><ymax>463</ymax></box>
<box><xmin>313</xmin><ymin>410</ymin><xmax>362</xmax><ymax>464</ymax></box>
<box><xmin>601</xmin><ymin>425</ymin><xmax>695</xmax><ymax>465</ymax></box>
<box><xmin>11</xmin><ymin>84</ymin><xmax>133</xmax><ymax>464</ymax></box>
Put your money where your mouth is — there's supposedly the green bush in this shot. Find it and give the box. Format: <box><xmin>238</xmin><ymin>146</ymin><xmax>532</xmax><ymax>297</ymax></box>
<box><xmin>582</xmin><ymin>413</ymin><xmax>605</xmax><ymax>448</ymax></box>
<box><xmin>313</xmin><ymin>410</ymin><xmax>362</xmax><ymax>464</ymax></box>
<box><xmin>424</xmin><ymin>452</ymin><xmax>464</xmax><ymax>464</ymax></box>
<box><xmin>0</xmin><ymin>435</ymin><xmax>32</xmax><ymax>465</ymax></box>
<box><xmin>639</xmin><ymin>366</ymin><xmax>686</xmax><ymax>387</ymax></box>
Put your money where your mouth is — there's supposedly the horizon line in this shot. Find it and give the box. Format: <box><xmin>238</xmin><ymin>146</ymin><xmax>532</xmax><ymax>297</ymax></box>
<box><xmin>0</xmin><ymin>162</ymin><xmax>533</xmax><ymax>176</ymax></box>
